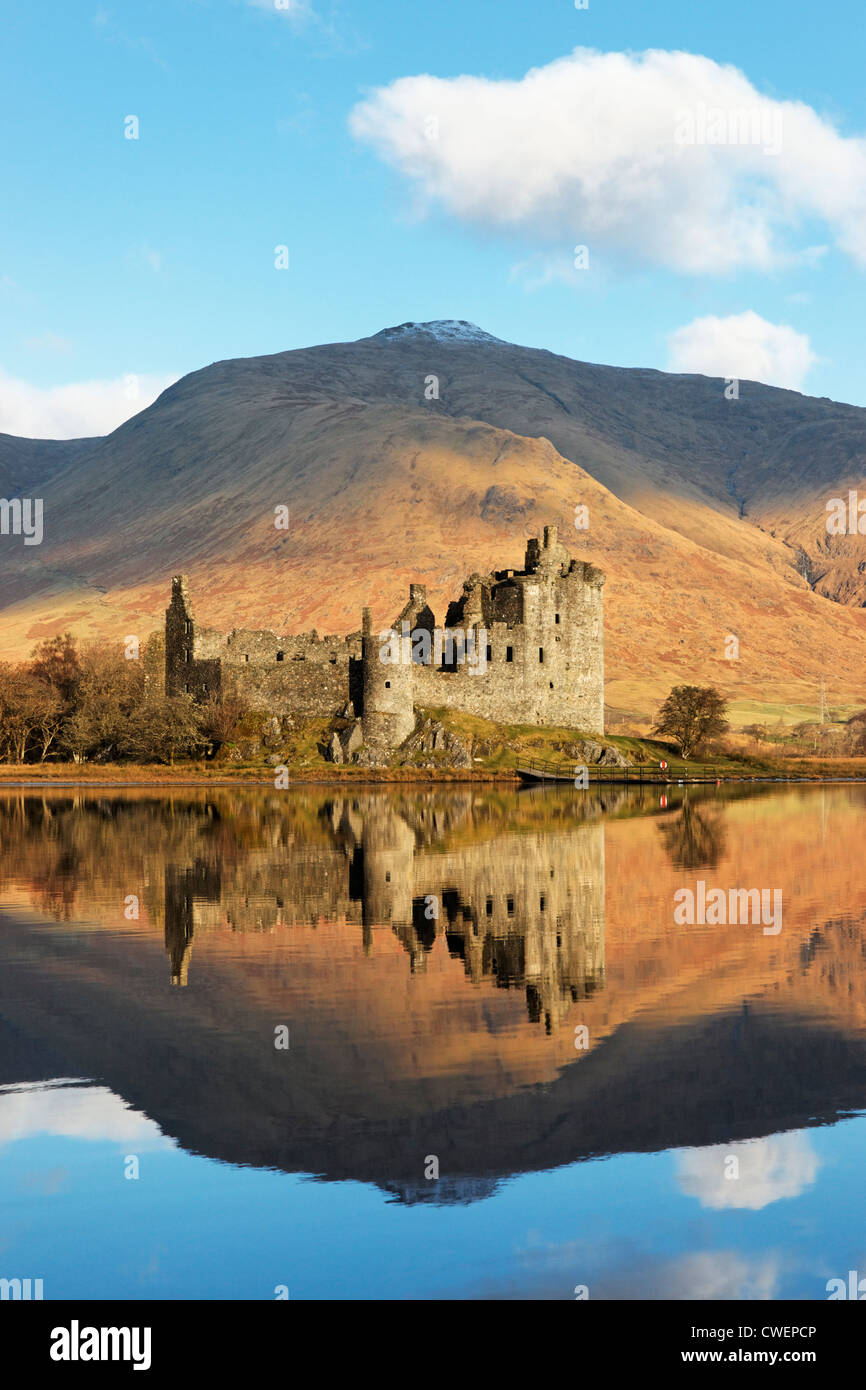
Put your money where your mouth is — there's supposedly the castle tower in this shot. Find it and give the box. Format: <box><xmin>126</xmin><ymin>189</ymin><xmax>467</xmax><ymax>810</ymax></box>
<box><xmin>164</xmin><ymin>575</ymin><xmax>222</xmax><ymax>702</ymax></box>
<box><xmin>361</xmin><ymin>606</ymin><xmax>415</xmax><ymax>749</ymax></box>
<box><xmin>165</xmin><ymin>574</ymin><xmax>193</xmax><ymax>698</ymax></box>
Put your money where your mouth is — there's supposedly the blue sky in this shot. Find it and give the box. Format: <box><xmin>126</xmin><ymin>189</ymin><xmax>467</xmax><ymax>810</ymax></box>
<box><xmin>1</xmin><ymin>0</ymin><xmax>864</xmax><ymax>436</ymax></box>
<box><xmin>4</xmin><ymin>1082</ymin><xmax>865</xmax><ymax>1299</ymax></box>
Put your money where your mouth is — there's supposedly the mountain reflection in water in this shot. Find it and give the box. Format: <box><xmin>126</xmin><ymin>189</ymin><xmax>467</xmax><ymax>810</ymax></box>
<box><xmin>1</xmin><ymin>782</ymin><xmax>865</xmax><ymax>1299</ymax></box>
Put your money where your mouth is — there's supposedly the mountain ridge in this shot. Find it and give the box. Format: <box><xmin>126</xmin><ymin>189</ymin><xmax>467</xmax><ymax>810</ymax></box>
<box><xmin>1</xmin><ymin>322</ymin><xmax>865</xmax><ymax>719</ymax></box>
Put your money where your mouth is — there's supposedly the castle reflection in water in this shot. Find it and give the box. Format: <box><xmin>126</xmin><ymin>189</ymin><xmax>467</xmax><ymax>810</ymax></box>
<box><xmin>162</xmin><ymin>789</ymin><xmax>607</xmax><ymax>1031</ymax></box>
<box><xmin>3</xmin><ymin>781</ymin><xmax>866</xmax><ymax>1206</ymax></box>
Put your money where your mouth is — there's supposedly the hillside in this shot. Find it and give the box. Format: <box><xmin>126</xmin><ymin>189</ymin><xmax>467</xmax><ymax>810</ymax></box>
<box><xmin>1</xmin><ymin>320</ymin><xmax>865</xmax><ymax>721</ymax></box>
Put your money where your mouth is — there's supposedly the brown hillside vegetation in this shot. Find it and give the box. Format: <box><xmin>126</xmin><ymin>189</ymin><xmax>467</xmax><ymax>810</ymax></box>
<box><xmin>1</xmin><ymin>321</ymin><xmax>865</xmax><ymax>718</ymax></box>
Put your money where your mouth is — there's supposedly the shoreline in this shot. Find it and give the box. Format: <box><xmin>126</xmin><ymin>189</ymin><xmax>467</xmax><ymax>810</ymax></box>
<box><xmin>1</xmin><ymin>769</ymin><xmax>866</xmax><ymax>789</ymax></box>
<box><xmin>0</xmin><ymin>768</ymin><xmax>519</xmax><ymax>787</ymax></box>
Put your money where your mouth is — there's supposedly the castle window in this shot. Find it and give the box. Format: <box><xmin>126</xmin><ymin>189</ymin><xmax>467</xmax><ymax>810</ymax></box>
<box><xmin>385</xmin><ymin>681</ymin><xmax>391</xmax><ymax>688</ymax></box>
<box><xmin>330</xmin><ymin>654</ymin><xmax>337</xmax><ymax>664</ymax></box>
<box><xmin>555</xmin><ymin>613</ymin><xmax>560</xmax><ymax>624</ymax></box>
<box><xmin>507</xmin><ymin>896</ymin><xmax>515</xmax><ymax>916</ymax></box>
<box><xmin>244</xmin><ymin>654</ymin><xmax>249</xmax><ymax>662</ymax></box>
<box><xmin>184</xmin><ymin>683</ymin><xmax>190</xmax><ymax>693</ymax></box>
<box><xmin>184</xmin><ymin>620</ymin><xmax>191</xmax><ymax>634</ymax></box>
<box><xmin>549</xmin><ymin>682</ymin><xmax>554</xmax><ymax>690</ymax></box>
<box><xmin>486</xmin><ymin>645</ymin><xmax>492</xmax><ymax>663</ymax></box>
<box><xmin>486</xmin><ymin>898</ymin><xmax>493</xmax><ymax>916</ymax></box>
<box><xmin>506</xmin><ymin>646</ymin><xmax>513</xmax><ymax>663</ymax></box>
<box><xmin>539</xmin><ymin>647</ymin><xmax>544</xmax><ymax>663</ymax></box>
<box><xmin>276</xmin><ymin>652</ymin><xmax>284</xmax><ymax>662</ymax></box>
<box><xmin>184</xmin><ymin>650</ymin><xmax>190</xmax><ymax>663</ymax></box>
<box><xmin>540</xmin><ymin>896</ymin><xmax>546</xmax><ymax>911</ymax></box>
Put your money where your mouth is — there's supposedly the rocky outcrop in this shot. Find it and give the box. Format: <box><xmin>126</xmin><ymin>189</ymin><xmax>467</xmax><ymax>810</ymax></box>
<box><xmin>396</xmin><ymin>717</ymin><xmax>473</xmax><ymax>769</ymax></box>
<box><xmin>335</xmin><ymin>715</ymin><xmax>474</xmax><ymax>770</ymax></box>
<box><xmin>262</xmin><ymin>716</ymin><xmax>283</xmax><ymax>748</ymax></box>
<box><xmin>596</xmin><ymin>744</ymin><xmax>631</xmax><ymax>767</ymax></box>
<box><xmin>565</xmin><ymin>739</ymin><xmax>631</xmax><ymax>768</ymax></box>
<box><xmin>325</xmin><ymin>718</ymin><xmax>366</xmax><ymax>764</ymax></box>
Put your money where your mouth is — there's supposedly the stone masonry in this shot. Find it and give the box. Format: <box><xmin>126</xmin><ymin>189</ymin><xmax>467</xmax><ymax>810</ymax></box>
<box><xmin>165</xmin><ymin>526</ymin><xmax>604</xmax><ymax>743</ymax></box>
<box><xmin>165</xmin><ymin>574</ymin><xmax>364</xmax><ymax>717</ymax></box>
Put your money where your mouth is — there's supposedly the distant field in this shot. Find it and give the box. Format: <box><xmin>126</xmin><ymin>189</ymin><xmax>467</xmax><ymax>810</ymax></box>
<box><xmin>607</xmin><ymin>697</ymin><xmax>863</xmax><ymax>732</ymax></box>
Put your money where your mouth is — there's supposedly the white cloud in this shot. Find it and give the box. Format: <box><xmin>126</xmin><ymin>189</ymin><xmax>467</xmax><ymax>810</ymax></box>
<box><xmin>676</xmin><ymin>1132</ymin><xmax>820</xmax><ymax>1210</ymax></box>
<box><xmin>126</xmin><ymin>244</ymin><xmax>162</xmax><ymax>274</ymax></box>
<box><xmin>0</xmin><ymin>366</ymin><xmax>179</xmax><ymax>439</ymax></box>
<box><xmin>509</xmin><ymin>251</ymin><xmax>592</xmax><ymax>292</ymax></box>
<box><xmin>0</xmin><ymin>1080</ymin><xmax>173</xmax><ymax>1150</ymax></box>
<box><xmin>350</xmin><ymin>48</ymin><xmax>866</xmax><ymax>274</ymax></box>
<box><xmin>657</xmin><ymin>1249</ymin><xmax>781</xmax><ymax>1300</ymax></box>
<box><xmin>247</xmin><ymin>0</ymin><xmax>312</xmax><ymax>17</ymax></box>
<box><xmin>22</xmin><ymin>332</ymin><xmax>73</xmax><ymax>354</ymax></box>
<box><xmin>667</xmin><ymin>310</ymin><xmax>817</xmax><ymax>389</ymax></box>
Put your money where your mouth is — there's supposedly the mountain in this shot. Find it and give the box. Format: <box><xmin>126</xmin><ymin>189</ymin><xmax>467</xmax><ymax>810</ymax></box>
<box><xmin>1</xmin><ymin>319</ymin><xmax>865</xmax><ymax>721</ymax></box>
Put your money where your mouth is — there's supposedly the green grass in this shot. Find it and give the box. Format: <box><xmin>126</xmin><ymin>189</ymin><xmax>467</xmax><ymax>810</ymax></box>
<box><xmin>19</xmin><ymin>706</ymin><xmax>862</xmax><ymax>784</ymax></box>
<box><xmin>418</xmin><ymin>708</ymin><xmax>866</xmax><ymax>779</ymax></box>
<box><xmin>726</xmin><ymin>699</ymin><xmax>862</xmax><ymax>728</ymax></box>
<box><xmin>418</xmin><ymin>708</ymin><xmax>710</xmax><ymax>771</ymax></box>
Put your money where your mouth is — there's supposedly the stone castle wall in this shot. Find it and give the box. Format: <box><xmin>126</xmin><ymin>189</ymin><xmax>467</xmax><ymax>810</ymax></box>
<box><xmin>165</xmin><ymin>525</ymin><xmax>604</xmax><ymax>740</ymax></box>
<box><xmin>165</xmin><ymin>576</ymin><xmax>362</xmax><ymax>717</ymax></box>
<box><xmin>361</xmin><ymin>526</ymin><xmax>604</xmax><ymax>741</ymax></box>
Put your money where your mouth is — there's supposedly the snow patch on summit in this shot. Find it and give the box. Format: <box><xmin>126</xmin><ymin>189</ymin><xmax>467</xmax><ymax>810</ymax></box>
<box><xmin>372</xmin><ymin>320</ymin><xmax>508</xmax><ymax>345</ymax></box>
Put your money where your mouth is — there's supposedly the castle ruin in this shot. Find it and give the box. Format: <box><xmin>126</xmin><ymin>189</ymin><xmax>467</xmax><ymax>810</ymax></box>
<box><xmin>165</xmin><ymin>525</ymin><xmax>604</xmax><ymax>748</ymax></box>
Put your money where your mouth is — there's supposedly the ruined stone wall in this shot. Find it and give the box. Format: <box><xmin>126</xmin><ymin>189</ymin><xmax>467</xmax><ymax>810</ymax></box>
<box><xmin>166</xmin><ymin>573</ymin><xmax>360</xmax><ymax>715</ymax></box>
<box><xmin>367</xmin><ymin>529</ymin><xmax>605</xmax><ymax>737</ymax></box>
<box><xmin>222</xmin><ymin>648</ymin><xmax>361</xmax><ymax>718</ymax></box>
<box><xmin>166</xmin><ymin>525</ymin><xmax>604</xmax><ymax>737</ymax></box>
<box><xmin>165</xmin><ymin>576</ymin><xmax>222</xmax><ymax>702</ymax></box>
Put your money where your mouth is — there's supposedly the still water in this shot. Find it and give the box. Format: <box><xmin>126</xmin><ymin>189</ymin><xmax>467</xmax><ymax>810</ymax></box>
<box><xmin>0</xmin><ymin>782</ymin><xmax>864</xmax><ymax>1300</ymax></box>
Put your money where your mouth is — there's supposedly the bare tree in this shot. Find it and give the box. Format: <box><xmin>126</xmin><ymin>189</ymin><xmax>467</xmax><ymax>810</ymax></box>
<box><xmin>654</xmin><ymin>685</ymin><xmax>729</xmax><ymax>759</ymax></box>
<box><xmin>197</xmin><ymin>692</ymin><xmax>247</xmax><ymax>754</ymax></box>
<box><xmin>120</xmin><ymin>693</ymin><xmax>204</xmax><ymax>764</ymax></box>
<box><xmin>0</xmin><ymin>665</ymin><xmax>63</xmax><ymax>762</ymax></box>
<box><xmin>58</xmin><ymin>643</ymin><xmax>145</xmax><ymax>762</ymax></box>
<box><xmin>29</xmin><ymin>633</ymin><xmax>82</xmax><ymax>705</ymax></box>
